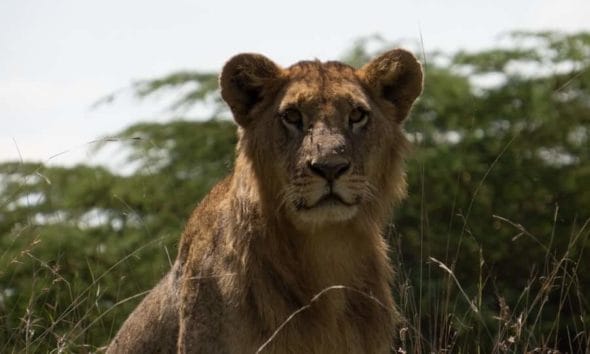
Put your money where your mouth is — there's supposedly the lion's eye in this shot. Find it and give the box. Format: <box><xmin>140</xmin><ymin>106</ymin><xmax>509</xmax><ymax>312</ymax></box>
<box><xmin>349</xmin><ymin>108</ymin><xmax>369</xmax><ymax>130</ymax></box>
<box><xmin>280</xmin><ymin>109</ymin><xmax>303</xmax><ymax>131</ymax></box>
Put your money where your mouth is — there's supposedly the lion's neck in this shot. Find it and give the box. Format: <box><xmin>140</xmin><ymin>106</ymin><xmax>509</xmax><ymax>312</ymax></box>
<box><xmin>225</xmin><ymin>156</ymin><xmax>394</xmax><ymax>338</ymax></box>
<box><xmin>229</xmin><ymin>156</ymin><xmax>391</xmax><ymax>293</ymax></box>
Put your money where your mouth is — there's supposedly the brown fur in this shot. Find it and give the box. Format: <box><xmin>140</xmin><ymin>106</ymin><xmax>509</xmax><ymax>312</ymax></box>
<box><xmin>106</xmin><ymin>49</ymin><xmax>423</xmax><ymax>353</ymax></box>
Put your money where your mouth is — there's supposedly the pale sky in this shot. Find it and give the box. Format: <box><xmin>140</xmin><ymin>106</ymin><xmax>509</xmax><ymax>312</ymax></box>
<box><xmin>1</xmin><ymin>0</ymin><xmax>589</xmax><ymax>166</ymax></box>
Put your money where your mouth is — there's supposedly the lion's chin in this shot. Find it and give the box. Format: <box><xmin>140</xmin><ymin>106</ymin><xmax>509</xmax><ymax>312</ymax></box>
<box><xmin>290</xmin><ymin>201</ymin><xmax>359</xmax><ymax>227</ymax></box>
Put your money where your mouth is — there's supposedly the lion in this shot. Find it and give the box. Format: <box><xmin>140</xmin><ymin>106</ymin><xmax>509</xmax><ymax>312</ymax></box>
<box><xmin>106</xmin><ymin>48</ymin><xmax>423</xmax><ymax>353</ymax></box>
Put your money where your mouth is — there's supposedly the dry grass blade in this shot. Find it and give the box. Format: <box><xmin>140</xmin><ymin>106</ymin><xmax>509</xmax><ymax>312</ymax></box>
<box><xmin>255</xmin><ymin>285</ymin><xmax>390</xmax><ymax>353</ymax></box>
<box><xmin>429</xmin><ymin>257</ymin><xmax>479</xmax><ymax>314</ymax></box>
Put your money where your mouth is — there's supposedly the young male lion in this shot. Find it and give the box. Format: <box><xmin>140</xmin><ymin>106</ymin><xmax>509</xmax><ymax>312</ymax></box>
<box><xmin>106</xmin><ymin>48</ymin><xmax>423</xmax><ymax>353</ymax></box>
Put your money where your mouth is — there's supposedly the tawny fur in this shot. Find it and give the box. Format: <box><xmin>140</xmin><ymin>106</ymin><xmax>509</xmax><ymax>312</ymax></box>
<box><xmin>106</xmin><ymin>49</ymin><xmax>423</xmax><ymax>354</ymax></box>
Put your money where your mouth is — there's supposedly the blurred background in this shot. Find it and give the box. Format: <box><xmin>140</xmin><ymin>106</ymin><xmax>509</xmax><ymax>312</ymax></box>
<box><xmin>1</xmin><ymin>1</ymin><xmax>589</xmax><ymax>352</ymax></box>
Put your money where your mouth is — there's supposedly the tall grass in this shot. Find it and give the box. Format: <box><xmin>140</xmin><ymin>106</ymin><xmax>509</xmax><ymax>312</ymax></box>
<box><xmin>0</xmin><ymin>222</ymin><xmax>172</xmax><ymax>352</ymax></box>
<box><xmin>1</xmin><ymin>206</ymin><xmax>587</xmax><ymax>352</ymax></box>
<box><xmin>392</xmin><ymin>212</ymin><xmax>589</xmax><ymax>353</ymax></box>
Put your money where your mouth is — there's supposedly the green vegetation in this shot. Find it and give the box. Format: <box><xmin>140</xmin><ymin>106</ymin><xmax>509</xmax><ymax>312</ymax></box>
<box><xmin>1</xmin><ymin>31</ymin><xmax>589</xmax><ymax>352</ymax></box>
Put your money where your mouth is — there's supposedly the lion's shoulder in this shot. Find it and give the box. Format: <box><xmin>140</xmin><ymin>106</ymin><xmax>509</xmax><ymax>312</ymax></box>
<box><xmin>177</xmin><ymin>175</ymin><xmax>232</xmax><ymax>265</ymax></box>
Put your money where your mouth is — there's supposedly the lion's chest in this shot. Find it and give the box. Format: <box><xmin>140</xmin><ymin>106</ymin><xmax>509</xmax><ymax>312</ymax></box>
<box><xmin>224</xmin><ymin>303</ymin><xmax>378</xmax><ymax>354</ymax></box>
<box><xmin>217</xmin><ymin>276</ymin><xmax>392</xmax><ymax>354</ymax></box>
<box><xmin>207</xmin><ymin>209</ymin><xmax>393</xmax><ymax>353</ymax></box>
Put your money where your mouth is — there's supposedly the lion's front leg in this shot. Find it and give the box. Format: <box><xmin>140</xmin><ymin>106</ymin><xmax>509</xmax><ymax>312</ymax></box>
<box><xmin>106</xmin><ymin>269</ymin><xmax>179</xmax><ymax>354</ymax></box>
<box><xmin>177</xmin><ymin>262</ymin><xmax>227</xmax><ymax>354</ymax></box>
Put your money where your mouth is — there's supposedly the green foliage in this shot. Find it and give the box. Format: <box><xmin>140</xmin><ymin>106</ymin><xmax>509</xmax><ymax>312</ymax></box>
<box><xmin>134</xmin><ymin>71</ymin><xmax>222</xmax><ymax>114</ymax></box>
<box><xmin>0</xmin><ymin>121</ymin><xmax>236</xmax><ymax>352</ymax></box>
<box><xmin>0</xmin><ymin>31</ymin><xmax>588</xmax><ymax>352</ymax></box>
<box><xmin>395</xmin><ymin>31</ymin><xmax>590</xmax><ymax>352</ymax></box>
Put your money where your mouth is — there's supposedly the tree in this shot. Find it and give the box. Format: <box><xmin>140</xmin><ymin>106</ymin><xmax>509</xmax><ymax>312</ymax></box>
<box><xmin>0</xmin><ymin>122</ymin><xmax>236</xmax><ymax>351</ymax></box>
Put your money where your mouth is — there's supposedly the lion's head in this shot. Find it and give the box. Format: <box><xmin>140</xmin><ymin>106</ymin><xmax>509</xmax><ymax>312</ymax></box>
<box><xmin>220</xmin><ymin>50</ymin><xmax>423</xmax><ymax>228</ymax></box>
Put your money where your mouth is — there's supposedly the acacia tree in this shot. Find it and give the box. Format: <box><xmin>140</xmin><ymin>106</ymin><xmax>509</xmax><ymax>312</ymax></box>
<box><xmin>0</xmin><ymin>122</ymin><xmax>237</xmax><ymax>351</ymax></box>
<box><xmin>395</xmin><ymin>31</ymin><xmax>590</xmax><ymax>352</ymax></box>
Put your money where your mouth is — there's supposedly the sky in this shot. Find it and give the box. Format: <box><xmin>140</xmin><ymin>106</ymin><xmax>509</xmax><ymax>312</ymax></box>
<box><xmin>1</xmin><ymin>0</ymin><xmax>589</xmax><ymax>167</ymax></box>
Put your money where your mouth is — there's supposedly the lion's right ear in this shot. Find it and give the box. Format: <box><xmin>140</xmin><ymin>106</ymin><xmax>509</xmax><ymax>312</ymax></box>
<box><xmin>220</xmin><ymin>53</ymin><xmax>283</xmax><ymax>126</ymax></box>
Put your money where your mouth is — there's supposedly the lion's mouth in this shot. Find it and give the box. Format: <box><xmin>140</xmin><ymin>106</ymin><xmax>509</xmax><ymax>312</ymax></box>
<box><xmin>299</xmin><ymin>192</ymin><xmax>357</xmax><ymax>210</ymax></box>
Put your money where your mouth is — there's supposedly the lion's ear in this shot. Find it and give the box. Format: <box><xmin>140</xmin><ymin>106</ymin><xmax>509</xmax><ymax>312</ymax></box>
<box><xmin>220</xmin><ymin>53</ymin><xmax>283</xmax><ymax>126</ymax></box>
<box><xmin>358</xmin><ymin>49</ymin><xmax>423</xmax><ymax>122</ymax></box>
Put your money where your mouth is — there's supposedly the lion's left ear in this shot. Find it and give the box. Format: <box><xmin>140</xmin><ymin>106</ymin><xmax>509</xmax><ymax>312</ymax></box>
<box><xmin>358</xmin><ymin>49</ymin><xmax>423</xmax><ymax>122</ymax></box>
<box><xmin>220</xmin><ymin>53</ymin><xmax>283</xmax><ymax>126</ymax></box>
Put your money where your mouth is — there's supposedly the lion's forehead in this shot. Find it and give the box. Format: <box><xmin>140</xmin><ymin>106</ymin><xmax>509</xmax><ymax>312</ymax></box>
<box><xmin>286</xmin><ymin>60</ymin><xmax>356</xmax><ymax>79</ymax></box>
<box><xmin>279</xmin><ymin>64</ymin><xmax>370</xmax><ymax>113</ymax></box>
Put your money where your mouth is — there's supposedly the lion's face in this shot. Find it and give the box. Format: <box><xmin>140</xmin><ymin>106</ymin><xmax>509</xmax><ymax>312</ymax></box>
<box><xmin>220</xmin><ymin>50</ymin><xmax>423</xmax><ymax>227</ymax></box>
<box><xmin>268</xmin><ymin>65</ymin><xmax>392</xmax><ymax>225</ymax></box>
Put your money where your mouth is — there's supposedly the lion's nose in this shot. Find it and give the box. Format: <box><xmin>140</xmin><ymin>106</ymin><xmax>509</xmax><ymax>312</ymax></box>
<box><xmin>308</xmin><ymin>159</ymin><xmax>351</xmax><ymax>181</ymax></box>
